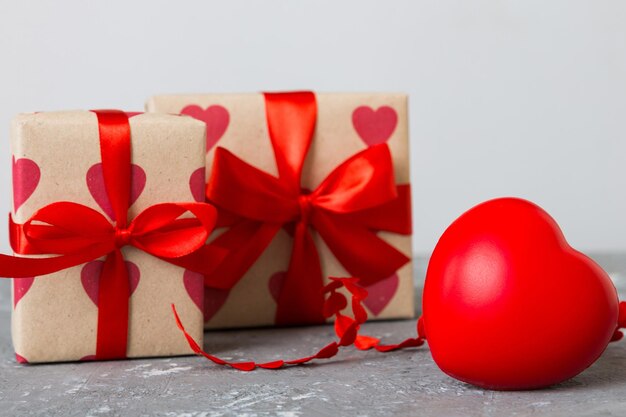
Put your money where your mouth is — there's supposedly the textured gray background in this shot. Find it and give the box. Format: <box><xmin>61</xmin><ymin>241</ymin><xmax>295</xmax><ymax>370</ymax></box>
<box><xmin>0</xmin><ymin>255</ymin><xmax>625</xmax><ymax>417</ymax></box>
<box><xmin>1</xmin><ymin>1</ymin><xmax>626</xmax><ymax>256</ymax></box>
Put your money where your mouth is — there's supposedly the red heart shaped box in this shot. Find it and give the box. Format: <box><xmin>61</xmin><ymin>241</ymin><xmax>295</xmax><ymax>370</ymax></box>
<box><xmin>423</xmin><ymin>197</ymin><xmax>619</xmax><ymax>390</ymax></box>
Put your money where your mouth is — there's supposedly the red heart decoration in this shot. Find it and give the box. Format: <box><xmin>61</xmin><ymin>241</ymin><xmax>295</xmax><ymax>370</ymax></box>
<box><xmin>189</xmin><ymin>167</ymin><xmax>206</xmax><ymax>202</ymax></box>
<box><xmin>15</xmin><ymin>353</ymin><xmax>28</xmax><ymax>364</ymax></box>
<box><xmin>204</xmin><ymin>286</ymin><xmax>230</xmax><ymax>323</ymax></box>
<box><xmin>184</xmin><ymin>270</ymin><xmax>230</xmax><ymax>322</ymax></box>
<box><xmin>80</xmin><ymin>260</ymin><xmax>140</xmax><ymax>306</ymax></box>
<box><xmin>183</xmin><ymin>270</ymin><xmax>204</xmax><ymax>313</ymax></box>
<box><xmin>181</xmin><ymin>105</ymin><xmax>229</xmax><ymax>152</ymax></box>
<box><xmin>363</xmin><ymin>273</ymin><xmax>399</xmax><ymax>316</ymax></box>
<box><xmin>86</xmin><ymin>163</ymin><xmax>146</xmax><ymax>220</ymax></box>
<box><xmin>269</xmin><ymin>271</ymin><xmax>287</xmax><ymax>303</ymax></box>
<box><xmin>352</xmin><ymin>106</ymin><xmax>398</xmax><ymax>146</ymax></box>
<box><xmin>13</xmin><ymin>277</ymin><xmax>35</xmax><ymax>308</ymax></box>
<box><xmin>423</xmin><ymin>197</ymin><xmax>620</xmax><ymax>390</ymax></box>
<box><xmin>12</xmin><ymin>156</ymin><xmax>41</xmax><ymax>212</ymax></box>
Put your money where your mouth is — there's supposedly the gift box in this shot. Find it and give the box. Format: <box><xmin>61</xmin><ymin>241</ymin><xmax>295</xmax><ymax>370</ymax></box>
<box><xmin>146</xmin><ymin>92</ymin><xmax>414</xmax><ymax>329</ymax></box>
<box><xmin>10</xmin><ymin>111</ymin><xmax>211</xmax><ymax>363</ymax></box>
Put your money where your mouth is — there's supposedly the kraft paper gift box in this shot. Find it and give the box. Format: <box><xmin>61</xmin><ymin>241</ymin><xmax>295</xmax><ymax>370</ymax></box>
<box><xmin>146</xmin><ymin>92</ymin><xmax>414</xmax><ymax>329</ymax></box>
<box><xmin>10</xmin><ymin>111</ymin><xmax>207</xmax><ymax>363</ymax></box>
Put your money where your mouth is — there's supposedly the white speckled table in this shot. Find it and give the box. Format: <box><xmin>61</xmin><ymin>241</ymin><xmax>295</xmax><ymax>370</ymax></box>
<box><xmin>0</xmin><ymin>255</ymin><xmax>625</xmax><ymax>417</ymax></box>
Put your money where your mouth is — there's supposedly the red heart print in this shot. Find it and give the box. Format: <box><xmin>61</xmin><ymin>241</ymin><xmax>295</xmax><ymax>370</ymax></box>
<box><xmin>184</xmin><ymin>270</ymin><xmax>230</xmax><ymax>322</ymax></box>
<box><xmin>79</xmin><ymin>355</ymin><xmax>97</xmax><ymax>362</ymax></box>
<box><xmin>269</xmin><ymin>271</ymin><xmax>287</xmax><ymax>303</ymax></box>
<box><xmin>86</xmin><ymin>163</ymin><xmax>146</xmax><ymax>220</ymax></box>
<box><xmin>13</xmin><ymin>277</ymin><xmax>35</xmax><ymax>308</ymax></box>
<box><xmin>204</xmin><ymin>287</ymin><xmax>230</xmax><ymax>323</ymax></box>
<box><xmin>363</xmin><ymin>273</ymin><xmax>399</xmax><ymax>316</ymax></box>
<box><xmin>12</xmin><ymin>156</ymin><xmax>41</xmax><ymax>212</ymax></box>
<box><xmin>180</xmin><ymin>105</ymin><xmax>229</xmax><ymax>152</ymax></box>
<box><xmin>189</xmin><ymin>167</ymin><xmax>206</xmax><ymax>202</ymax></box>
<box><xmin>80</xmin><ymin>260</ymin><xmax>140</xmax><ymax>306</ymax></box>
<box><xmin>183</xmin><ymin>270</ymin><xmax>204</xmax><ymax>313</ymax></box>
<box><xmin>352</xmin><ymin>106</ymin><xmax>398</xmax><ymax>146</ymax></box>
<box><xmin>15</xmin><ymin>353</ymin><xmax>28</xmax><ymax>364</ymax></box>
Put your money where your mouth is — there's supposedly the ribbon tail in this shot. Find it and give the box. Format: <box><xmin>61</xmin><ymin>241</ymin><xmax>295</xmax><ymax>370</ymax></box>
<box><xmin>163</xmin><ymin>244</ymin><xmax>228</xmax><ymax>277</ymax></box>
<box><xmin>172</xmin><ymin>303</ymin><xmax>340</xmax><ymax>371</ymax></box>
<box><xmin>611</xmin><ymin>301</ymin><xmax>626</xmax><ymax>342</ymax></box>
<box><xmin>0</xmin><ymin>244</ymin><xmax>111</xmax><ymax>278</ymax></box>
<box><xmin>96</xmin><ymin>249</ymin><xmax>130</xmax><ymax>360</ymax></box>
<box><xmin>313</xmin><ymin>210</ymin><xmax>410</xmax><ymax>285</ymax></box>
<box><xmin>204</xmin><ymin>221</ymin><xmax>281</xmax><ymax>290</ymax></box>
<box><xmin>344</xmin><ymin>184</ymin><xmax>412</xmax><ymax>234</ymax></box>
<box><xmin>275</xmin><ymin>223</ymin><xmax>326</xmax><ymax>325</ymax></box>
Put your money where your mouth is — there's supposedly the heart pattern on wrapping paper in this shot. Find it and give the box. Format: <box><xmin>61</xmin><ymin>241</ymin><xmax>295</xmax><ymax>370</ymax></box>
<box><xmin>362</xmin><ymin>273</ymin><xmax>399</xmax><ymax>316</ymax></box>
<box><xmin>80</xmin><ymin>260</ymin><xmax>141</xmax><ymax>306</ymax></box>
<box><xmin>13</xmin><ymin>277</ymin><xmax>35</xmax><ymax>308</ymax></box>
<box><xmin>352</xmin><ymin>106</ymin><xmax>398</xmax><ymax>146</ymax></box>
<box><xmin>183</xmin><ymin>270</ymin><xmax>230</xmax><ymax>322</ymax></box>
<box><xmin>15</xmin><ymin>353</ymin><xmax>28</xmax><ymax>364</ymax></box>
<box><xmin>268</xmin><ymin>271</ymin><xmax>287</xmax><ymax>303</ymax></box>
<box><xmin>189</xmin><ymin>167</ymin><xmax>206</xmax><ymax>202</ymax></box>
<box><xmin>86</xmin><ymin>163</ymin><xmax>146</xmax><ymax>221</ymax></box>
<box><xmin>12</xmin><ymin>156</ymin><xmax>41</xmax><ymax>213</ymax></box>
<box><xmin>204</xmin><ymin>287</ymin><xmax>230</xmax><ymax>323</ymax></box>
<box><xmin>180</xmin><ymin>105</ymin><xmax>230</xmax><ymax>152</ymax></box>
<box><xmin>183</xmin><ymin>270</ymin><xmax>204</xmax><ymax>313</ymax></box>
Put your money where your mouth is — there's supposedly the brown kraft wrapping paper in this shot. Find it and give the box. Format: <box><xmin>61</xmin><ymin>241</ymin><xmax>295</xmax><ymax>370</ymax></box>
<box><xmin>11</xmin><ymin>111</ymin><xmax>206</xmax><ymax>363</ymax></box>
<box><xmin>146</xmin><ymin>93</ymin><xmax>414</xmax><ymax>329</ymax></box>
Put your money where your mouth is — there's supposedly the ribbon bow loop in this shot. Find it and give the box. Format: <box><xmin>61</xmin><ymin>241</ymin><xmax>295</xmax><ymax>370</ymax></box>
<box><xmin>130</xmin><ymin>202</ymin><xmax>218</xmax><ymax>258</ymax></box>
<box><xmin>309</xmin><ymin>144</ymin><xmax>398</xmax><ymax>214</ymax></box>
<box><xmin>21</xmin><ymin>202</ymin><xmax>114</xmax><ymax>255</ymax></box>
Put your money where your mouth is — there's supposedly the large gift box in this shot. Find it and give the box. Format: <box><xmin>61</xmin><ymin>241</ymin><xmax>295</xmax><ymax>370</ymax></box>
<box><xmin>10</xmin><ymin>111</ymin><xmax>211</xmax><ymax>363</ymax></box>
<box><xmin>147</xmin><ymin>92</ymin><xmax>414</xmax><ymax>329</ymax></box>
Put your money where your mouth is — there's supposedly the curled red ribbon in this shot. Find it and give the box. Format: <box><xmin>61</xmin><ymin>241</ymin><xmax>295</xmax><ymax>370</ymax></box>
<box><xmin>4</xmin><ymin>110</ymin><xmax>222</xmax><ymax>360</ymax></box>
<box><xmin>174</xmin><ymin>277</ymin><xmax>426</xmax><ymax>370</ymax></box>
<box><xmin>204</xmin><ymin>92</ymin><xmax>412</xmax><ymax>325</ymax></box>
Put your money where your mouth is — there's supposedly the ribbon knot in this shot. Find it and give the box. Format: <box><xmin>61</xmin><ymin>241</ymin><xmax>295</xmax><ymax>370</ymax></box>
<box><xmin>204</xmin><ymin>92</ymin><xmax>412</xmax><ymax>325</ymax></box>
<box><xmin>298</xmin><ymin>193</ymin><xmax>312</xmax><ymax>224</ymax></box>
<box><xmin>114</xmin><ymin>227</ymin><xmax>132</xmax><ymax>248</ymax></box>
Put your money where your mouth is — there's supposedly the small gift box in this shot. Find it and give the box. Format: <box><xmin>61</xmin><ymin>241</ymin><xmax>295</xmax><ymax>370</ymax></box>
<box><xmin>147</xmin><ymin>92</ymin><xmax>414</xmax><ymax>329</ymax></box>
<box><xmin>9</xmin><ymin>110</ymin><xmax>215</xmax><ymax>363</ymax></box>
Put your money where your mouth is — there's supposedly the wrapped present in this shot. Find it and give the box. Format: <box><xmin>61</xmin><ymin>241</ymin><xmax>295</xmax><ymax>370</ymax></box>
<box><xmin>146</xmin><ymin>92</ymin><xmax>414</xmax><ymax>329</ymax></box>
<box><xmin>6</xmin><ymin>110</ymin><xmax>220</xmax><ymax>363</ymax></box>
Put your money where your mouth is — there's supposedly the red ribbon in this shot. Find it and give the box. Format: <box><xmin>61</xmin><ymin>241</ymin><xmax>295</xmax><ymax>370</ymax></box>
<box><xmin>173</xmin><ymin>277</ymin><xmax>426</xmax><ymax>370</ymax></box>
<box><xmin>204</xmin><ymin>92</ymin><xmax>412</xmax><ymax>325</ymax></box>
<box><xmin>4</xmin><ymin>110</ymin><xmax>222</xmax><ymax>360</ymax></box>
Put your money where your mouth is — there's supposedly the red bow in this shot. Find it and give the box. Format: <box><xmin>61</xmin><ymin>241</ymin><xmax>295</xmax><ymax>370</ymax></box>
<box><xmin>3</xmin><ymin>110</ymin><xmax>221</xmax><ymax>360</ymax></box>
<box><xmin>204</xmin><ymin>92</ymin><xmax>411</xmax><ymax>324</ymax></box>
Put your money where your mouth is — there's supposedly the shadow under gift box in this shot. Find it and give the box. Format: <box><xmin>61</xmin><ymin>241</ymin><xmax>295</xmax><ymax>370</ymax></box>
<box><xmin>11</xmin><ymin>111</ymin><xmax>206</xmax><ymax>363</ymax></box>
<box><xmin>146</xmin><ymin>93</ymin><xmax>415</xmax><ymax>330</ymax></box>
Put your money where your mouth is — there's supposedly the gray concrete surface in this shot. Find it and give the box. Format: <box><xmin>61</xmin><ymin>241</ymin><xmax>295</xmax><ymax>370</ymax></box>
<box><xmin>0</xmin><ymin>255</ymin><xmax>625</xmax><ymax>417</ymax></box>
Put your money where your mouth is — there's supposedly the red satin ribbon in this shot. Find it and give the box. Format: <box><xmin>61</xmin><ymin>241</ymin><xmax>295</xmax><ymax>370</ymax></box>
<box><xmin>205</xmin><ymin>92</ymin><xmax>412</xmax><ymax>325</ymax></box>
<box><xmin>4</xmin><ymin>110</ymin><xmax>222</xmax><ymax>360</ymax></box>
<box><xmin>174</xmin><ymin>277</ymin><xmax>426</xmax><ymax>370</ymax></box>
